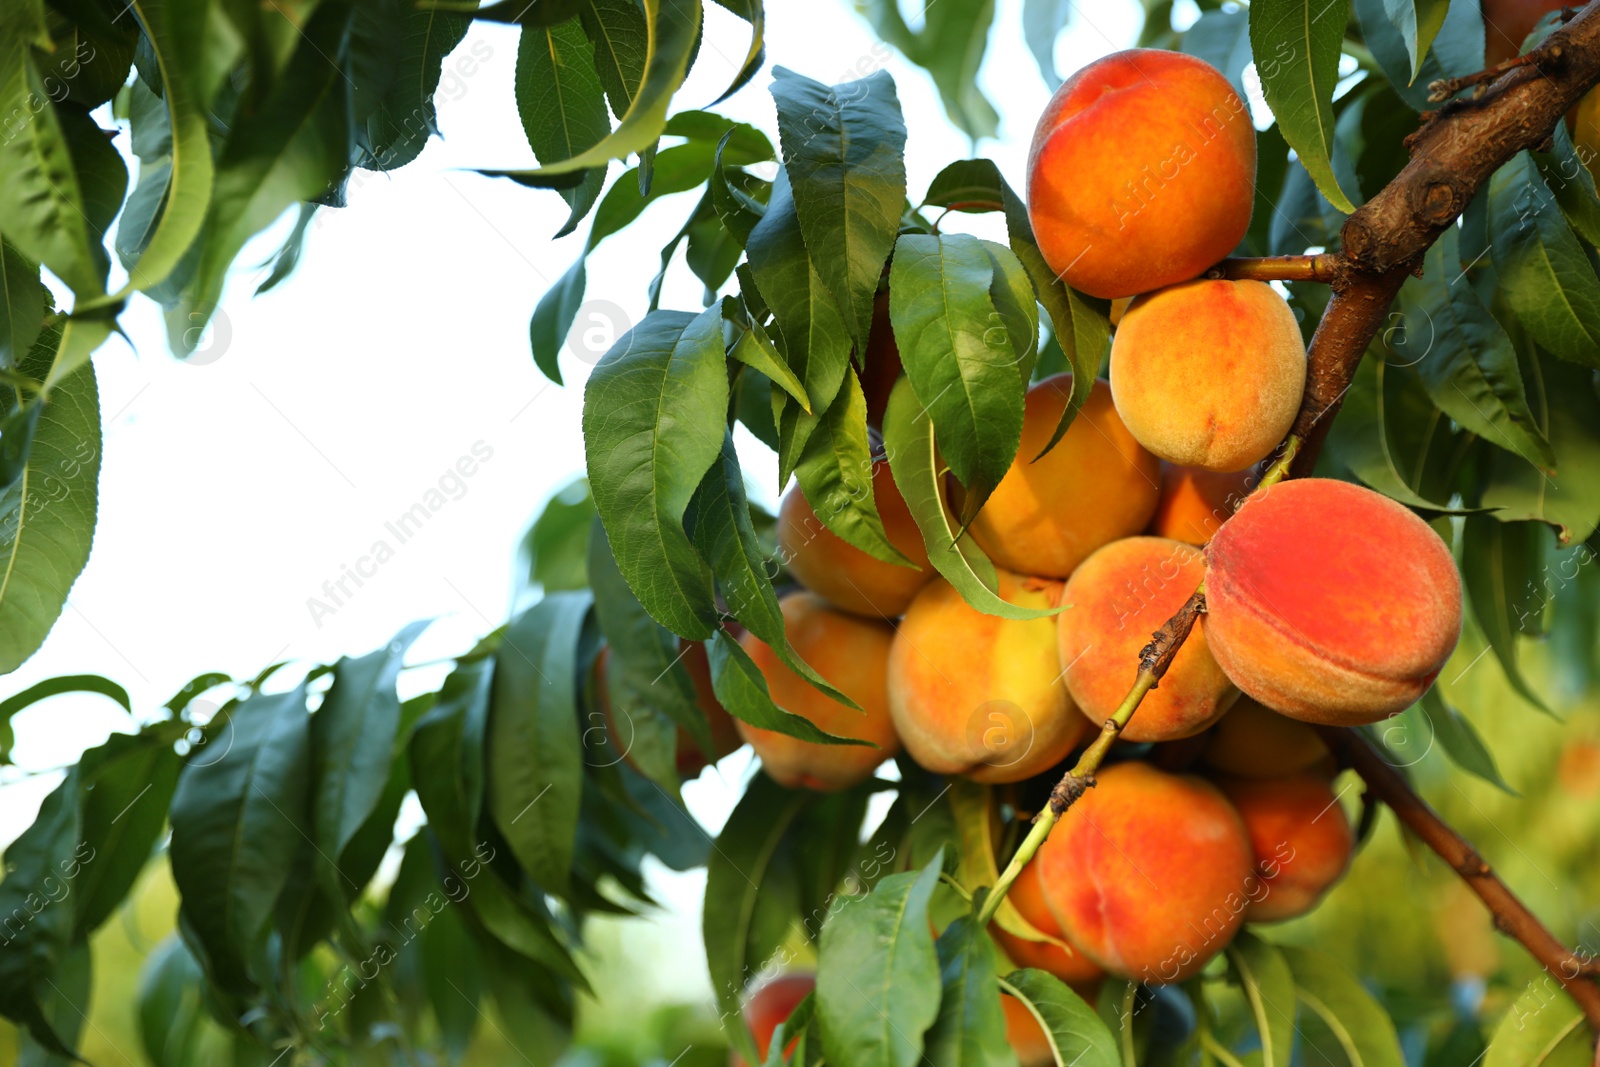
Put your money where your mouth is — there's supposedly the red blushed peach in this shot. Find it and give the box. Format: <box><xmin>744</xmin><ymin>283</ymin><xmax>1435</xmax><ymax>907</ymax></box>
<box><xmin>737</xmin><ymin>592</ymin><xmax>900</xmax><ymax>791</ymax></box>
<box><xmin>731</xmin><ymin>973</ymin><xmax>814</xmax><ymax>1067</ymax></box>
<box><xmin>1058</xmin><ymin>537</ymin><xmax>1237</xmax><ymax>743</ymax></box>
<box><xmin>989</xmin><ymin>855</ymin><xmax>1104</xmax><ymax>998</ymax></box>
<box><xmin>1216</xmin><ymin>772</ymin><xmax>1355</xmax><ymax>923</ymax></box>
<box><xmin>889</xmin><ymin>572</ymin><xmax>1087</xmax><ymax>783</ymax></box>
<box><xmin>1036</xmin><ymin>761</ymin><xmax>1255</xmax><ymax>983</ymax></box>
<box><xmin>778</xmin><ymin>452</ymin><xmax>932</xmax><ymax>619</ymax></box>
<box><xmin>1028</xmin><ymin>49</ymin><xmax>1256</xmax><ymax>299</ymax></box>
<box><xmin>1111</xmin><ymin>280</ymin><xmax>1306</xmax><ymax>473</ymax></box>
<box><xmin>965</xmin><ymin>375</ymin><xmax>1161</xmax><ymax>580</ymax></box>
<box><xmin>1204</xmin><ymin>479</ymin><xmax>1464</xmax><ymax>725</ymax></box>
<box><xmin>1201</xmin><ymin>696</ymin><xmax>1331</xmax><ymax>779</ymax></box>
<box><xmin>1149</xmin><ymin>462</ymin><xmax>1255</xmax><ymax>545</ymax></box>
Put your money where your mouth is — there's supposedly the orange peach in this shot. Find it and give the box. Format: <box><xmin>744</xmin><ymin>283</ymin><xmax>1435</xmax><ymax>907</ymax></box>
<box><xmin>889</xmin><ymin>572</ymin><xmax>1087</xmax><ymax>783</ymax></box>
<box><xmin>732</xmin><ymin>973</ymin><xmax>814</xmax><ymax>1067</ymax></box>
<box><xmin>1201</xmin><ymin>697</ymin><xmax>1331</xmax><ymax>779</ymax></box>
<box><xmin>1204</xmin><ymin>479</ymin><xmax>1464</xmax><ymax>725</ymax></box>
<box><xmin>966</xmin><ymin>375</ymin><xmax>1161</xmax><ymax>579</ymax></box>
<box><xmin>1149</xmin><ymin>463</ymin><xmax>1255</xmax><ymax>545</ymax></box>
<box><xmin>737</xmin><ymin>592</ymin><xmax>900</xmax><ymax>791</ymax></box>
<box><xmin>1002</xmin><ymin>994</ymin><xmax>1054</xmax><ymax>1067</ymax></box>
<box><xmin>1058</xmin><ymin>537</ymin><xmax>1236</xmax><ymax>742</ymax></box>
<box><xmin>1028</xmin><ymin>49</ymin><xmax>1255</xmax><ymax>299</ymax></box>
<box><xmin>1036</xmin><ymin>761</ymin><xmax>1254</xmax><ymax>983</ymax></box>
<box><xmin>778</xmin><ymin>452</ymin><xmax>932</xmax><ymax>618</ymax></box>
<box><xmin>595</xmin><ymin>642</ymin><xmax>743</xmax><ymax>779</ymax></box>
<box><xmin>1217</xmin><ymin>772</ymin><xmax>1355</xmax><ymax>923</ymax></box>
<box><xmin>989</xmin><ymin>856</ymin><xmax>1104</xmax><ymax>998</ymax></box>
<box><xmin>1110</xmin><ymin>280</ymin><xmax>1306</xmax><ymax>473</ymax></box>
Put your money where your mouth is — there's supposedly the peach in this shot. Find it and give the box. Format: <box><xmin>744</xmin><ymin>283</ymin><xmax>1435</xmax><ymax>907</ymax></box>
<box><xmin>1201</xmin><ymin>697</ymin><xmax>1331</xmax><ymax>779</ymax></box>
<box><xmin>737</xmin><ymin>592</ymin><xmax>900</xmax><ymax>791</ymax></box>
<box><xmin>989</xmin><ymin>855</ymin><xmax>1104</xmax><ymax>997</ymax></box>
<box><xmin>862</xmin><ymin>288</ymin><xmax>904</xmax><ymax>429</ymax></box>
<box><xmin>778</xmin><ymin>450</ymin><xmax>932</xmax><ymax>618</ymax></box>
<box><xmin>1149</xmin><ymin>463</ymin><xmax>1255</xmax><ymax>545</ymax></box>
<box><xmin>1483</xmin><ymin>0</ymin><xmax>1562</xmax><ymax>65</ymax></box>
<box><xmin>732</xmin><ymin>973</ymin><xmax>814</xmax><ymax>1067</ymax></box>
<box><xmin>1002</xmin><ymin>994</ymin><xmax>1054</xmax><ymax>1067</ymax></box>
<box><xmin>1028</xmin><ymin>49</ymin><xmax>1255</xmax><ymax>299</ymax></box>
<box><xmin>1036</xmin><ymin>761</ymin><xmax>1254</xmax><ymax>983</ymax></box>
<box><xmin>594</xmin><ymin>642</ymin><xmax>743</xmax><ymax>779</ymax></box>
<box><xmin>1058</xmin><ymin>537</ymin><xmax>1236</xmax><ymax>743</ymax></box>
<box><xmin>965</xmin><ymin>375</ymin><xmax>1161</xmax><ymax>579</ymax></box>
<box><xmin>1216</xmin><ymin>772</ymin><xmax>1354</xmax><ymax>923</ymax></box>
<box><xmin>889</xmin><ymin>572</ymin><xmax>1087</xmax><ymax>783</ymax></box>
<box><xmin>1110</xmin><ymin>280</ymin><xmax>1306</xmax><ymax>473</ymax></box>
<box><xmin>1204</xmin><ymin>478</ymin><xmax>1464</xmax><ymax>725</ymax></box>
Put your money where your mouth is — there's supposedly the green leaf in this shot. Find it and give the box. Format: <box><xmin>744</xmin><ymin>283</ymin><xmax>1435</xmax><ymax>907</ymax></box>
<box><xmin>1227</xmin><ymin>932</ymin><xmax>1297</xmax><ymax>1067</ymax></box>
<box><xmin>794</xmin><ymin>373</ymin><xmax>911</xmax><ymax>566</ymax></box>
<box><xmin>1382</xmin><ymin>0</ymin><xmax>1451</xmax><ymax>83</ymax></box>
<box><xmin>816</xmin><ymin>848</ymin><xmax>945</xmax><ymax>1067</ymax></box>
<box><xmin>999</xmin><ymin>970</ymin><xmax>1120</xmax><ymax>1067</ymax></box>
<box><xmin>1463</xmin><ymin>515</ymin><xmax>1554</xmax><ymax>714</ymax></box>
<box><xmin>729</xmin><ymin>319</ymin><xmax>808</xmax><ymax>411</ymax></box>
<box><xmin>689</xmin><ymin>433</ymin><xmax>856</xmax><ymax>707</ymax></box>
<box><xmin>1490</xmin><ymin>152</ymin><xmax>1600</xmax><ymax>369</ymax></box>
<box><xmin>1281</xmin><ymin>946</ymin><xmax>1406</xmax><ymax>1067</ymax></box>
<box><xmin>948</xmin><ymin>782</ymin><xmax>1065</xmax><ymax>950</ymax></box>
<box><xmin>1181</xmin><ymin>8</ymin><xmax>1252</xmax><ymax>99</ymax></box>
<box><xmin>708</xmin><ymin>0</ymin><xmax>765</xmax><ymax>103</ymax></box>
<box><xmin>0</xmin><ymin>765</ymin><xmax>83</xmax><ymax>1056</ymax></box>
<box><xmin>349</xmin><ymin>1</ymin><xmax>470</xmax><ymax>171</ymax></box>
<box><xmin>1250</xmin><ymin>0</ymin><xmax>1358</xmax><ymax>214</ymax></box>
<box><xmin>707</xmin><ymin>628</ymin><xmax>869</xmax><ymax>745</ymax></box>
<box><xmin>888</xmin><ymin>232</ymin><xmax>1024</xmax><ymax>515</ymax></box>
<box><xmin>1484</xmin><ymin>980</ymin><xmax>1593</xmax><ymax>1067</ymax></box>
<box><xmin>1418</xmin><ymin>687</ymin><xmax>1515</xmax><ymax>793</ymax></box>
<box><xmin>530</xmin><ymin>257</ymin><xmax>586</xmax><ymax>386</ymax></box>
<box><xmin>1354</xmin><ymin>0</ymin><xmax>1483</xmax><ymax>111</ymax></box>
<box><xmin>137</xmin><ymin>936</ymin><xmax>212</xmax><ymax>1067</ymax></box>
<box><xmin>1482</xmin><ymin>349</ymin><xmax>1600</xmax><ymax>545</ymax></box>
<box><xmin>926</xmin><ymin>912</ymin><xmax>1018</xmax><ymax>1067</ymax></box>
<box><xmin>856</xmin><ymin>0</ymin><xmax>999</xmax><ymax>141</ymax></box>
<box><xmin>169</xmin><ymin>686</ymin><xmax>311</xmax><ymax>998</ymax></box>
<box><xmin>581</xmin><ymin>0</ymin><xmax>647</xmax><ymax>117</ymax></box>
<box><xmin>881</xmin><ymin>378</ymin><xmax>1056</xmax><ymax>619</ymax></box>
<box><xmin>1021</xmin><ymin>0</ymin><xmax>1070</xmax><ymax>89</ymax></box>
<box><xmin>515</xmin><ymin>17</ymin><xmax>609</xmax><ymax>234</ymax></box>
<box><xmin>1399</xmin><ymin>222</ymin><xmax>1555</xmax><ymax>471</ymax></box>
<box><xmin>73</xmin><ymin>727</ymin><xmax>182</xmax><ymax>938</ymax></box>
<box><xmin>582</xmin><ymin>304</ymin><xmax>728</xmax><ymax>639</ymax></box>
<box><xmin>421</xmin><ymin>891</ymin><xmax>483</xmax><ymax>1060</ymax></box>
<box><xmin>487</xmin><ymin>590</ymin><xmax>592</xmax><ymax>895</ymax></box>
<box><xmin>0</xmin><ymin>322</ymin><xmax>101</xmax><ymax>676</ymax></box>
<box><xmin>172</xmin><ymin>4</ymin><xmax>353</xmax><ymax>348</ymax></box>
<box><xmin>770</xmin><ymin>67</ymin><xmax>907</xmax><ymax>350</ymax></box>
<box><xmin>115</xmin><ymin>0</ymin><xmax>216</xmax><ymax>297</ymax></box>
<box><xmin>712</xmin><ymin>131</ymin><xmax>769</xmax><ymax>247</ymax></box>
<box><xmin>310</xmin><ymin>621</ymin><xmax>429</xmax><ymax>884</ymax></box>
<box><xmin>516</xmin><ymin>476</ymin><xmax>596</xmax><ymax>598</ymax></box>
<box><xmin>409</xmin><ymin>659</ymin><xmax>495</xmax><ymax>852</ymax></box>
<box><xmin>496</xmin><ymin>0</ymin><xmax>701</xmax><ymax>178</ymax></box>
<box><xmin>704</xmin><ymin>773</ymin><xmax>811</xmax><ymax>1064</ymax></box>
<box><xmin>0</xmin><ymin>240</ymin><xmax>43</xmax><ymax>370</ymax></box>
<box><xmin>0</xmin><ymin>673</ymin><xmax>130</xmax><ymax>725</ymax></box>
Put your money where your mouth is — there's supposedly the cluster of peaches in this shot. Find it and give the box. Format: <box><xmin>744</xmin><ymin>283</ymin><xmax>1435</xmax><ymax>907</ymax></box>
<box><xmin>606</xmin><ymin>47</ymin><xmax>1471</xmax><ymax>1062</ymax></box>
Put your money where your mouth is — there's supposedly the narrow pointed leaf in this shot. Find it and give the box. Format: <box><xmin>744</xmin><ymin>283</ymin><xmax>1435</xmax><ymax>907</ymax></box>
<box><xmin>999</xmin><ymin>970</ymin><xmax>1119</xmax><ymax>1067</ymax></box>
<box><xmin>1250</xmin><ymin>0</ymin><xmax>1358</xmax><ymax>213</ymax></box>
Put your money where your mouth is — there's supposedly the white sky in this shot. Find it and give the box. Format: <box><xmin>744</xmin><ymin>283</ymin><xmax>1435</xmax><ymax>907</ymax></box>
<box><xmin>2</xmin><ymin>0</ymin><xmax>1182</xmax><ymax>1011</ymax></box>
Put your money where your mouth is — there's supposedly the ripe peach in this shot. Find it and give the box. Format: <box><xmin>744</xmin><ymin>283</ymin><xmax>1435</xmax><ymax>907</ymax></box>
<box><xmin>1483</xmin><ymin>0</ymin><xmax>1562</xmax><ymax>65</ymax></box>
<box><xmin>1201</xmin><ymin>697</ymin><xmax>1331</xmax><ymax>779</ymax></box>
<box><xmin>733</xmin><ymin>973</ymin><xmax>814</xmax><ymax>1067</ymax></box>
<box><xmin>1028</xmin><ymin>49</ymin><xmax>1255</xmax><ymax>299</ymax></box>
<box><xmin>1110</xmin><ymin>280</ymin><xmax>1306</xmax><ymax>473</ymax></box>
<box><xmin>737</xmin><ymin>592</ymin><xmax>900</xmax><ymax>791</ymax></box>
<box><xmin>1002</xmin><ymin>994</ymin><xmax>1054</xmax><ymax>1067</ymax></box>
<box><xmin>965</xmin><ymin>375</ymin><xmax>1161</xmax><ymax>579</ymax></box>
<box><xmin>889</xmin><ymin>572</ymin><xmax>1087</xmax><ymax>783</ymax></box>
<box><xmin>594</xmin><ymin>642</ymin><xmax>743</xmax><ymax>779</ymax></box>
<box><xmin>1058</xmin><ymin>537</ymin><xmax>1236</xmax><ymax>742</ymax></box>
<box><xmin>862</xmin><ymin>288</ymin><xmax>904</xmax><ymax>428</ymax></box>
<box><xmin>1036</xmin><ymin>761</ymin><xmax>1254</xmax><ymax>983</ymax></box>
<box><xmin>1216</xmin><ymin>772</ymin><xmax>1354</xmax><ymax>923</ymax></box>
<box><xmin>1149</xmin><ymin>463</ymin><xmax>1254</xmax><ymax>545</ymax></box>
<box><xmin>778</xmin><ymin>451</ymin><xmax>932</xmax><ymax>618</ymax></box>
<box><xmin>989</xmin><ymin>855</ymin><xmax>1104</xmax><ymax>997</ymax></box>
<box><xmin>1204</xmin><ymin>478</ymin><xmax>1464</xmax><ymax>725</ymax></box>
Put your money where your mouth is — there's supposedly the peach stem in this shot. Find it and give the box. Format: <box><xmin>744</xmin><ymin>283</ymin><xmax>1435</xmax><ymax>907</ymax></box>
<box><xmin>1205</xmin><ymin>255</ymin><xmax>1341</xmax><ymax>284</ymax></box>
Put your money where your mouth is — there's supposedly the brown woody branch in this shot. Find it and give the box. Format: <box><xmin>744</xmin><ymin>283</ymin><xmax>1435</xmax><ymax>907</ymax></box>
<box><xmin>1205</xmin><ymin>254</ymin><xmax>1344</xmax><ymax>283</ymax></box>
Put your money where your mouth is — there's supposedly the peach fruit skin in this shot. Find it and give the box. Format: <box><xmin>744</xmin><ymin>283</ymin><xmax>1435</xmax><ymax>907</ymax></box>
<box><xmin>1037</xmin><ymin>761</ymin><xmax>1255</xmax><ymax>983</ymax></box>
<box><xmin>889</xmin><ymin>572</ymin><xmax>1087</xmax><ymax>783</ymax></box>
<box><xmin>1027</xmin><ymin>49</ymin><xmax>1256</xmax><ymax>299</ymax></box>
<box><xmin>1217</xmin><ymin>772</ymin><xmax>1355</xmax><ymax>923</ymax></box>
<box><xmin>1002</xmin><ymin>995</ymin><xmax>1055</xmax><ymax>1067</ymax></box>
<box><xmin>1204</xmin><ymin>478</ymin><xmax>1464</xmax><ymax>725</ymax></box>
<box><xmin>967</xmin><ymin>375</ymin><xmax>1161</xmax><ymax>579</ymax></box>
<box><xmin>1111</xmin><ymin>280</ymin><xmax>1307</xmax><ymax>473</ymax></box>
<box><xmin>1059</xmin><ymin>537</ymin><xmax>1237</xmax><ymax>742</ymax></box>
<box><xmin>989</xmin><ymin>855</ymin><xmax>1104</xmax><ymax>997</ymax></box>
<box><xmin>778</xmin><ymin>455</ymin><xmax>932</xmax><ymax>618</ymax></box>
<box><xmin>1201</xmin><ymin>696</ymin><xmax>1331</xmax><ymax>779</ymax></box>
<box><xmin>732</xmin><ymin>972</ymin><xmax>815</xmax><ymax>1067</ymax></box>
<box><xmin>736</xmin><ymin>592</ymin><xmax>900</xmax><ymax>791</ymax></box>
<box><xmin>1150</xmin><ymin>462</ymin><xmax>1254</xmax><ymax>545</ymax></box>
